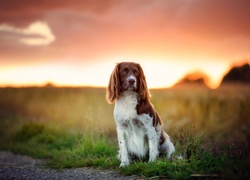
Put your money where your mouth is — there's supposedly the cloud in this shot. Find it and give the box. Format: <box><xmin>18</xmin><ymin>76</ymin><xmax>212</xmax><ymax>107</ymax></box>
<box><xmin>0</xmin><ymin>21</ymin><xmax>55</xmax><ymax>46</ymax></box>
<box><xmin>0</xmin><ymin>0</ymin><xmax>249</xmax><ymax>87</ymax></box>
<box><xmin>0</xmin><ymin>0</ymin><xmax>249</xmax><ymax>64</ymax></box>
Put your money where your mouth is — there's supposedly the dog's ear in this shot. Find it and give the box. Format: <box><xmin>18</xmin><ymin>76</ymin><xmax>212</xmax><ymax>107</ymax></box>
<box><xmin>137</xmin><ymin>64</ymin><xmax>151</xmax><ymax>100</ymax></box>
<box><xmin>106</xmin><ymin>63</ymin><xmax>121</xmax><ymax>103</ymax></box>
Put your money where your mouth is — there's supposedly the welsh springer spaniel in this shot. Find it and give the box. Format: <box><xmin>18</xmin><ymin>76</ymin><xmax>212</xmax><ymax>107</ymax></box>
<box><xmin>107</xmin><ymin>62</ymin><xmax>175</xmax><ymax>167</ymax></box>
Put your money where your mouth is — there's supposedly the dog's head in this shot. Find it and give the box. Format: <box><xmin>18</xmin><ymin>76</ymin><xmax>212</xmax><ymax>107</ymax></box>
<box><xmin>107</xmin><ymin>62</ymin><xmax>150</xmax><ymax>103</ymax></box>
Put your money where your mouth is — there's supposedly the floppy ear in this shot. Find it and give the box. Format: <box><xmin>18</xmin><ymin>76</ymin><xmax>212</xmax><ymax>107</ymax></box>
<box><xmin>106</xmin><ymin>64</ymin><xmax>121</xmax><ymax>103</ymax></box>
<box><xmin>137</xmin><ymin>64</ymin><xmax>151</xmax><ymax>100</ymax></box>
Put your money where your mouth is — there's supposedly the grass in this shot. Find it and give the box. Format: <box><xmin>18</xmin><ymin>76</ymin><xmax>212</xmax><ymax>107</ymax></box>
<box><xmin>4</xmin><ymin>122</ymin><xmax>119</xmax><ymax>169</ymax></box>
<box><xmin>0</xmin><ymin>86</ymin><xmax>250</xmax><ymax>179</ymax></box>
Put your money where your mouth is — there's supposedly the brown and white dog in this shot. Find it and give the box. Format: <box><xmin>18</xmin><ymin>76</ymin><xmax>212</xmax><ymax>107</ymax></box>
<box><xmin>107</xmin><ymin>62</ymin><xmax>175</xmax><ymax>167</ymax></box>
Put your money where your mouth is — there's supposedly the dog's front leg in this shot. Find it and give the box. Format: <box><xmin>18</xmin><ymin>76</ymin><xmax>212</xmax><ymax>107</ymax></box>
<box><xmin>116</xmin><ymin>126</ymin><xmax>130</xmax><ymax>167</ymax></box>
<box><xmin>138</xmin><ymin>114</ymin><xmax>159</xmax><ymax>162</ymax></box>
<box><xmin>146</xmin><ymin>126</ymin><xmax>159</xmax><ymax>162</ymax></box>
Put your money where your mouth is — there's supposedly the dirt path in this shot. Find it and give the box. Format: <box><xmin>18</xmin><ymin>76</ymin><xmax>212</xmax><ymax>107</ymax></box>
<box><xmin>0</xmin><ymin>151</ymin><xmax>139</xmax><ymax>180</ymax></box>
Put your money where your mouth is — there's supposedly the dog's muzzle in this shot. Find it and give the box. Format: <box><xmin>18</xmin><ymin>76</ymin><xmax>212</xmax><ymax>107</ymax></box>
<box><xmin>126</xmin><ymin>76</ymin><xmax>137</xmax><ymax>90</ymax></box>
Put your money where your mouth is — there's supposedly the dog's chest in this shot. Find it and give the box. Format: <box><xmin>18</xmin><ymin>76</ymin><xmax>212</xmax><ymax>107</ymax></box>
<box><xmin>114</xmin><ymin>92</ymin><xmax>152</xmax><ymax>158</ymax></box>
<box><xmin>114</xmin><ymin>92</ymin><xmax>138</xmax><ymax>123</ymax></box>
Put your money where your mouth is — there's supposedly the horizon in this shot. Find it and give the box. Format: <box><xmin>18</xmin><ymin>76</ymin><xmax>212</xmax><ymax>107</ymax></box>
<box><xmin>0</xmin><ymin>58</ymin><xmax>249</xmax><ymax>90</ymax></box>
<box><xmin>1</xmin><ymin>61</ymin><xmax>249</xmax><ymax>90</ymax></box>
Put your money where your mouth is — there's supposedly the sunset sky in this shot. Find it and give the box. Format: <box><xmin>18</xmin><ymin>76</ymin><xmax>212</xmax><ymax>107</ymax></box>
<box><xmin>0</xmin><ymin>0</ymin><xmax>250</xmax><ymax>88</ymax></box>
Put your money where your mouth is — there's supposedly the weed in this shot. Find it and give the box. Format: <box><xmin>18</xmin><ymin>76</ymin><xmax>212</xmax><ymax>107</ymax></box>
<box><xmin>186</xmin><ymin>131</ymin><xmax>204</xmax><ymax>159</ymax></box>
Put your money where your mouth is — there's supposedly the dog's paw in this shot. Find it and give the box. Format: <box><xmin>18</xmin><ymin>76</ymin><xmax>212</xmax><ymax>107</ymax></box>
<box><xmin>149</xmin><ymin>150</ymin><xmax>158</xmax><ymax>162</ymax></box>
<box><xmin>167</xmin><ymin>141</ymin><xmax>175</xmax><ymax>158</ymax></box>
<box><xmin>119</xmin><ymin>160</ymin><xmax>130</xmax><ymax>167</ymax></box>
<box><xmin>148</xmin><ymin>156</ymin><xmax>156</xmax><ymax>162</ymax></box>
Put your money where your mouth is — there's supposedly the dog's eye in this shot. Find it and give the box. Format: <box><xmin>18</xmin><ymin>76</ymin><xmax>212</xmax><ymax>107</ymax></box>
<box><xmin>134</xmin><ymin>70</ymin><xmax>139</xmax><ymax>76</ymax></box>
<box><xmin>121</xmin><ymin>68</ymin><xmax>128</xmax><ymax>75</ymax></box>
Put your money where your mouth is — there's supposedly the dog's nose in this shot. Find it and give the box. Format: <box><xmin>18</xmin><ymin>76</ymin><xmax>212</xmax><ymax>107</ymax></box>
<box><xmin>128</xmin><ymin>79</ymin><xmax>135</xmax><ymax>85</ymax></box>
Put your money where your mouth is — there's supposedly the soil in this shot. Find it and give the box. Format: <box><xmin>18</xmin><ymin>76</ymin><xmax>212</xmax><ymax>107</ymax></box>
<box><xmin>0</xmin><ymin>151</ymin><xmax>140</xmax><ymax>180</ymax></box>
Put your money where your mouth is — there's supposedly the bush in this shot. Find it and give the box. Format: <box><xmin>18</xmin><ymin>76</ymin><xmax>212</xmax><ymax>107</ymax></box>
<box><xmin>14</xmin><ymin>122</ymin><xmax>44</xmax><ymax>142</ymax></box>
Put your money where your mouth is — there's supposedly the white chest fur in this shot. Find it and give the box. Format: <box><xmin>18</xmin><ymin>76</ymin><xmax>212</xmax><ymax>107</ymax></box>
<box><xmin>114</xmin><ymin>91</ymin><xmax>150</xmax><ymax>159</ymax></box>
<box><xmin>114</xmin><ymin>91</ymin><xmax>138</xmax><ymax>123</ymax></box>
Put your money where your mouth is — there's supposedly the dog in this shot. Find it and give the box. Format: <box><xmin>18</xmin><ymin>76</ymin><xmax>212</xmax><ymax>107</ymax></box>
<box><xmin>107</xmin><ymin>62</ymin><xmax>175</xmax><ymax>167</ymax></box>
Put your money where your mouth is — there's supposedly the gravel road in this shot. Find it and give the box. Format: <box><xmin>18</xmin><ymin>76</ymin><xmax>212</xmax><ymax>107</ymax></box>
<box><xmin>0</xmin><ymin>151</ymin><xmax>139</xmax><ymax>180</ymax></box>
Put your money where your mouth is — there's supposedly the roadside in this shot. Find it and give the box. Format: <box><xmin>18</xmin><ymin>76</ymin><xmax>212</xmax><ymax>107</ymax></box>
<box><xmin>0</xmin><ymin>151</ymin><xmax>139</xmax><ymax>180</ymax></box>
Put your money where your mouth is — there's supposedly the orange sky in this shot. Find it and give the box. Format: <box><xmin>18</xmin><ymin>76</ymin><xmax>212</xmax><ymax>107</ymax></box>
<box><xmin>0</xmin><ymin>0</ymin><xmax>250</xmax><ymax>88</ymax></box>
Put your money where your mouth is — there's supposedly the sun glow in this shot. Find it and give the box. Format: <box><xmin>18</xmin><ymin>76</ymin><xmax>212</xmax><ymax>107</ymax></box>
<box><xmin>0</xmin><ymin>62</ymin><xmax>113</xmax><ymax>87</ymax></box>
<box><xmin>0</xmin><ymin>56</ymin><xmax>234</xmax><ymax>89</ymax></box>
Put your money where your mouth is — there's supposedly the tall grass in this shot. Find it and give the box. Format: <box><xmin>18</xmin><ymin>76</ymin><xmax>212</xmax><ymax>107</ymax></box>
<box><xmin>0</xmin><ymin>88</ymin><xmax>115</xmax><ymax>136</ymax></box>
<box><xmin>0</xmin><ymin>86</ymin><xmax>250</xmax><ymax>178</ymax></box>
<box><xmin>152</xmin><ymin>86</ymin><xmax>250</xmax><ymax>140</ymax></box>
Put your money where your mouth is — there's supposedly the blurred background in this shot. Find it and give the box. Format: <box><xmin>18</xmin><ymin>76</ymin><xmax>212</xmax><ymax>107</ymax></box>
<box><xmin>0</xmin><ymin>0</ymin><xmax>249</xmax><ymax>89</ymax></box>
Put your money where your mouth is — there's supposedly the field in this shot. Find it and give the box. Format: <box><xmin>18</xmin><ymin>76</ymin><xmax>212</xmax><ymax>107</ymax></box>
<box><xmin>0</xmin><ymin>86</ymin><xmax>250</xmax><ymax>179</ymax></box>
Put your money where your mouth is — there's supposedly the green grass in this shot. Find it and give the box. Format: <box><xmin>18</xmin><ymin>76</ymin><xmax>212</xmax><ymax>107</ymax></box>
<box><xmin>0</xmin><ymin>87</ymin><xmax>250</xmax><ymax>179</ymax></box>
<box><xmin>2</xmin><ymin>122</ymin><xmax>119</xmax><ymax>169</ymax></box>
